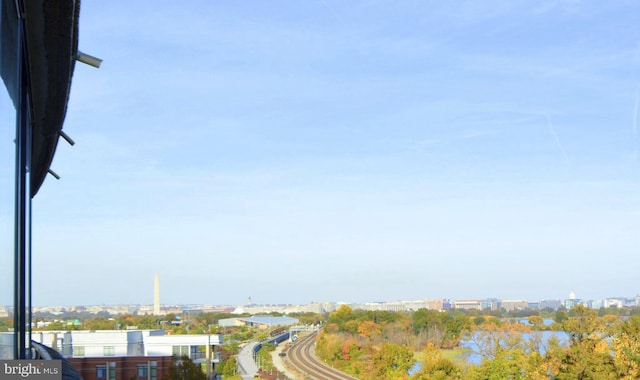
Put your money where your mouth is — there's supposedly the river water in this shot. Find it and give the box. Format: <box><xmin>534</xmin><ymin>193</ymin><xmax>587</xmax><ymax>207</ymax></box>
<box><xmin>409</xmin><ymin>329</ymin><xmax>570</xmax><ymax>374</ymax></box>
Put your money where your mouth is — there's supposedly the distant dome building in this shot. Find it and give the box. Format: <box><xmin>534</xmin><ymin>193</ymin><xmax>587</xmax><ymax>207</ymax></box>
<box><xmin>565</xmin><ymin>291</ymin><xmax>581</xmax><ymax>309</ymax></box>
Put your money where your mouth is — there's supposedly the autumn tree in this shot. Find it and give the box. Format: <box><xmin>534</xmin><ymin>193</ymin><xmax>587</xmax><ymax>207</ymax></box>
<box><xmin>327</xmin><ymin>305</ymin><xmax>357</xmax><ymax>331</ymax></box>
<box><xmin>373</xmin><ymin>343</ymin><xmax>415</xmax><ymax>380</ymax></box>
<box><xmin>528</xmin><ymin>315</ymin><xmax>545</xmax><ymax>330</ymax></box>
<box><xmin>315</xmin><ymin>331</ymin><xmax>347</xmax><ymax>364</ymax></box>
<box><xmin>412</xmin><ymin>343</ymin><xmax>462</xmax><ymax>380</ymax></box>
<box><xmin>554</xmin><ymin>305</ymin><xmax>616</xmax><ymax>380</ymax></box>
<box><xmin>357</xmin><ymin>320</ymin><xmax>381</xmax><ymax>339</ymax></box>
<box><xmin>611</xmin><ymin>315</ymin><xmax>640</xmax><ymax>379</ymax></box>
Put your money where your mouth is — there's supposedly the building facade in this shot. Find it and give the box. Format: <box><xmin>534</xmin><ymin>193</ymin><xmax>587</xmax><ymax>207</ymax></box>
<box><xmin>4</xmin><ymin>330</ymin><xmax>224</xmax><ymax>379</ymax></box>
<box><xmin>67</xmin><ymin>356</ymin><xmax>172</xmax><ymax>380</ymax></box>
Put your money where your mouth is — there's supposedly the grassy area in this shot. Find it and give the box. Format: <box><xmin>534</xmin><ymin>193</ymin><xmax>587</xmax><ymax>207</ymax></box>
<box><xmin>255</xmin><ymin>342</ymin><xmax>276</xmax><ymax>370</ymax></box>
<box><xmin>414</xmin><ymin>346</ymin><xmax>471</xmax><ymax>366</ymax></box>
<box><xmin>441</xmin><ymin>347</ymin><xmax>470</xmax><ymax>365</ymax></box>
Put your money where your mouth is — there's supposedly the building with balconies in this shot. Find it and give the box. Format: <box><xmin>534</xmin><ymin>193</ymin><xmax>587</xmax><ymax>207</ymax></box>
<box><xmin>1</xmin><ymin>329</ymin><xmax>223</xmax><ymax>379</ymax></box>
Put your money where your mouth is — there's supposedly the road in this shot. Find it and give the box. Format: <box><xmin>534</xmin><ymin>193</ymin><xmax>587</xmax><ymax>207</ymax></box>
<box><xmin>283</xmin><ymin>331</ymin><xmax>359</xmax><ymax>380</ymax></box>
<box><xmin>237</xmin><ymin>341</ymin><xmax>260</xmax><ymax>379</ymax></box>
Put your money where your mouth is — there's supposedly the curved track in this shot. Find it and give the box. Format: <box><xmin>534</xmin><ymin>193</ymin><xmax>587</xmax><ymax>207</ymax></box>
<box><xmin>284</xmin><ymin>331</ymin><xmax>358</xmax><ymax>380</ymax></box>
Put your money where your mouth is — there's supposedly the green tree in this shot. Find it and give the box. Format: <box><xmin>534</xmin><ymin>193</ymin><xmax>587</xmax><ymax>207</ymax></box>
<box><xmin>442</xmin><ymin>313</ymin><xmax>471</xmax><ymax>347</ymax></box>
<box><xmin>469</xmin><ymin>346</ymin><xmax>529</xmax><ymax>380</ymax></box>
<box><xmin>83</xmin><ymin>317</ymin><xmax>118</xmax><ymax>330</ymax></box>
<box><xmin>0</xmin><ymin>317</ymin><xmax>13</xmax><ymax>332</ymax></box>
<box><xmin>216</xmin><ymin>356</ymin><xmax>237</xmax><ymax>378</ymax></box>
<box><xmin>287</xmin><ymin>311</ymin><xmax>325</xmax><ymax>325</ymax></box>
<box><xmin>137</xmin><ymin>315</ymin><xmax>163</xmax><ymax>329</ymax></box>
<box><xmin>162</xmin><ymin>356</ymin><xmax>206</xmax><ymax>380</ymax></box>
<box><xmin>412</xmin><ymin>309</ymin><xmax>443</xmax><ymax>334</ymax></box>
<box><xmin>555</xmin><ymin>305</ymin><xmax>616</xmax><ymax>380</ymax></box>
<box><xmin>555</xmin><ymin>310</ymin><xmax>569</xmax><ymax>324</ymax></box>
<box><xmin>473</xmin><ymin>316</ymin><xmax>486</xmax><ymax>326</ymax></box>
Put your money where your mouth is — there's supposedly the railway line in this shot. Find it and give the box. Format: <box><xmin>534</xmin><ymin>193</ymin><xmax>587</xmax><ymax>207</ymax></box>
<box><xmin>283</xmin><ymin>331</ymin><xmax>359</xmax><ymax>380</ymax></box>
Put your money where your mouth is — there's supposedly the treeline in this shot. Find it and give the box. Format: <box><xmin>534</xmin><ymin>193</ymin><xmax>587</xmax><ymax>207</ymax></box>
<box><xmin>315</xmin><ymin>305</ymin><xmax>640</xmax><ymax>380</ymax></box>
<box><xmin>27</xmin><ymin>312</ymin><xmax>241</xmax><ymax>334</ymax></box>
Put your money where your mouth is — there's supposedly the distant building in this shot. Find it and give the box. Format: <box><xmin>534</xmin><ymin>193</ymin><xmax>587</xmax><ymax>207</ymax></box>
<box><xmin>481</xmin><ymin>298</ymin><xmax>501</xmax><ymax>311</ymax></box>
<box><xmin>427</xmin><ymin>299</ymin><xmax>451</xmax><ymax>311</ymax></box>
<box><xmin>138</xmin><ymin>305</ymin><xmax>155</xmax><ymax>315</ymax></box>
<box><xmin>539</xmin><ymin>299</ymin><xmax>562</xmax><ymax>310</ymax></box>
<box><xmin>501</xmin><ymin>300</ymin><xmax>528</xmax><ymax>312</ymax></box>
<box><xmin>604</xmin><ymin>298</ymin><xmax>623</xmax><ymax>308</ymax></box>
<box><xmin>564</xmin><ymin>298</ymin><xmax>584</xmax><ymax>309</ymax></box>
<box><xmin>452</xmin><ymin>300</ymin><xmax>482</xmax><ymax>310</ymax></box>
<box><xmin>357</xmin><ymin>302</ymin><xmax>405</xmax><ymax>312</ymax></box>
<box><xmin>218</xmin><ymin>316</ymin><xmax>299</xmax><ymax>329</ymax></box>
<box><xmin>305</xmin><ymin>302</ymin><xmax>336</xmax><ymax>313</ymax></box>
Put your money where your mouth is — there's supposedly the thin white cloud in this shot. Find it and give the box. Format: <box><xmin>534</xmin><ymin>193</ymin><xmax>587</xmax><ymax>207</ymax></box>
<box><xmin>545</xmin><ymin>115</ymin><xmax>571</xmax><ymax>168</ymax></box>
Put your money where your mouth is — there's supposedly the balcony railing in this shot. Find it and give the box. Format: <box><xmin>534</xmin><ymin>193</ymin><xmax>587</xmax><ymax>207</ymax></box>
<box><xmin>191</xmin><ymin>352</ymin><xmax>222</xmax><ymax>362</ymax></box>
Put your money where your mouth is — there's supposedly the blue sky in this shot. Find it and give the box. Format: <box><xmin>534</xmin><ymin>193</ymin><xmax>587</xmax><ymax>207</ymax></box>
<box><xmin>2</xmin><ymin>0</ymin><xmax>640</xmax><ymax>307</ymax></box>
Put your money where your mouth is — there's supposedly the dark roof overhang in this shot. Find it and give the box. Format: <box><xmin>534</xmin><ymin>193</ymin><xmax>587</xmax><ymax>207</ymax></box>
<box><xmin>1</xmin><ymin>0</ymin><xmax>80</xmax><ymax>197</ymax></box>
<box><xmin>31</xmin><ymin>341</ymin><xmax>83</xmax><ymax>380</ymax></box>
<box><xmin>24</xmin><ymin>0</ymin><xmax>79</xmax><ymax>197</ymax></box>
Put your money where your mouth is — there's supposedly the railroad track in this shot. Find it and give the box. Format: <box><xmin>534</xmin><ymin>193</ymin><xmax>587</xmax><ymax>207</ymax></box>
<box><xmin>284</xmin><ymin>331</ymin><xmax>359</xmax><ymax>380</ymax></box>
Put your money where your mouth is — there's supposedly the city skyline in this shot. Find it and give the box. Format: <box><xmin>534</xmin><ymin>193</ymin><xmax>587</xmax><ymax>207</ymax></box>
<box><xmin>1</xmin><ymin>1</ymin><xmax>640</xmax><ymax>307</ymax></box>
<box><xmin>4</xmin><ymin>288</ymin><xmax>639</xmax><ymax>310</ymax></box>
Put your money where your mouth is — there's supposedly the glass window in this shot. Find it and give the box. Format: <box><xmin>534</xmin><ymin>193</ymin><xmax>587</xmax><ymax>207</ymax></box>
<box><xmin>137</xmin><ymin>364</ymin><xmax>148</xmax><ymax>378</ymax></box>
<box><xmin>104</xmin><ymin>346</ymin><xmax>115</xmax><ymax>356</ymax></box>
<box><xmin>96</xmin><ymin>366</ymin><xmax>106</xmax><ymax>378</ymax></box>
<box><xmin>150</xmin><ymin>361</ymin><xmax>157</xmax><ymax>380</ymax></box>
<box><xmin>74</xmin><ymin>346</ymin><xmax>85</xmax><ymax>357</ymax></box>
<box><xmin>172</xmin><ymin>345</ymin><xmax>188</xmax><ymax>356</ymax></box>
<box><xmin>108</xmin><ymin>362</ymin><xmax>116</xmax><ymax>380</ymax></box>
<box><xmin>0</xmin><ymin>91</ymin><xmax>13</xmax><ymax>360</ymax></box>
